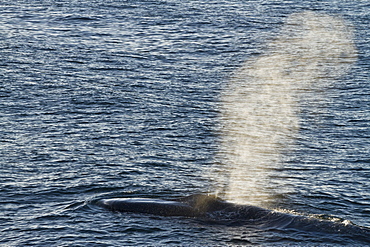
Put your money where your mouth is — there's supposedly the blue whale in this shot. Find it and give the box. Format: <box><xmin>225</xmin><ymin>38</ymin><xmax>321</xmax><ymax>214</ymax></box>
<box><xmin>98</xmin><ymin>197</ymin><xmax>201</xmax><ymax>217</ymax></box>
<box><xmin>97</xmin><ymin>194</ymin><xmax>252</xmax><ymax>218</ymax></box>
<box><xmin>97</xmin><ymin>194</ymin><xmax>370</xmax><ymax>241</ymax></box>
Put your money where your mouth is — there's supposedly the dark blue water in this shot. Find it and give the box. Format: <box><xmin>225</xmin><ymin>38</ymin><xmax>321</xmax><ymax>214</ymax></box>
<box><xmin>1</xmin><ymin>1</ymin><xmax>369</xmax><ymax>246</ymax></box>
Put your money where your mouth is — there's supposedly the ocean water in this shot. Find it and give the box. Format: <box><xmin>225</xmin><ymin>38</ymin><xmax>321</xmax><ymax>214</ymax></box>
<box><xmin>0</xmin><ymin>0</ymin><xmax>369</xmax><ymax>246</ymax></box>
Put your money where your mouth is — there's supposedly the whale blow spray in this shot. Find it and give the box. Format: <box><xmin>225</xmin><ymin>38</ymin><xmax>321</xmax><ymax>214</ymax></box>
<box><xmin>220</xmin><ymin>11</ymin><xmax>357</xmax><ymax>205</ymax></box>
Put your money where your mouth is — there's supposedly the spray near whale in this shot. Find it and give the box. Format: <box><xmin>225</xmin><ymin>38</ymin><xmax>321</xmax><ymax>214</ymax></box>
<box><xmin>218</xmin><ymin>11</ymin><xmax>357</xmax><ymax>204</ymax></box>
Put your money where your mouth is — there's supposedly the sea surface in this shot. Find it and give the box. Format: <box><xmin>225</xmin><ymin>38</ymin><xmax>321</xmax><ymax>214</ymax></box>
<box><xmin>1</xmin><ymin>0</ymin><xmax>369</xmax><ymax>246</ymax></box>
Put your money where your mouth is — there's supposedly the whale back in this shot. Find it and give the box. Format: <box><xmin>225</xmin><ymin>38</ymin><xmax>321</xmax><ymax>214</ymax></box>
<box><xmin>98</xmin><ymin>198</ymin><xmax>202</xmax><ymax>217</ymax></box>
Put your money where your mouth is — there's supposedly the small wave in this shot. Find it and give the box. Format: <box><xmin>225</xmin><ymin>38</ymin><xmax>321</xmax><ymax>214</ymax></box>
<box><xmin>54</xmin><ymin>15</ymin><xmax>100</xmax><ymax>22</ymax></box>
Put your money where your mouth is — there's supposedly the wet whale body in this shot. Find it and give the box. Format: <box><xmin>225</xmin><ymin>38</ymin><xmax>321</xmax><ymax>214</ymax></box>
<box><xmin>98</xmin><ymin>194</ymin><xmax>279</xmax><ymax>220</ymax></box>
<box><xmin>98</xmin><ymin>194</ymin><xmax>268</xmax><ymax>218</ymax></box>
<box><xmin>97</xmin><ymin>194</ymin><xmax>370</xmax><ymax>241</ymax></box>
<box><xmin>98</xmin><ymin>197</ymin><xmax>201</xmax><ymax>217</ymax></box>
